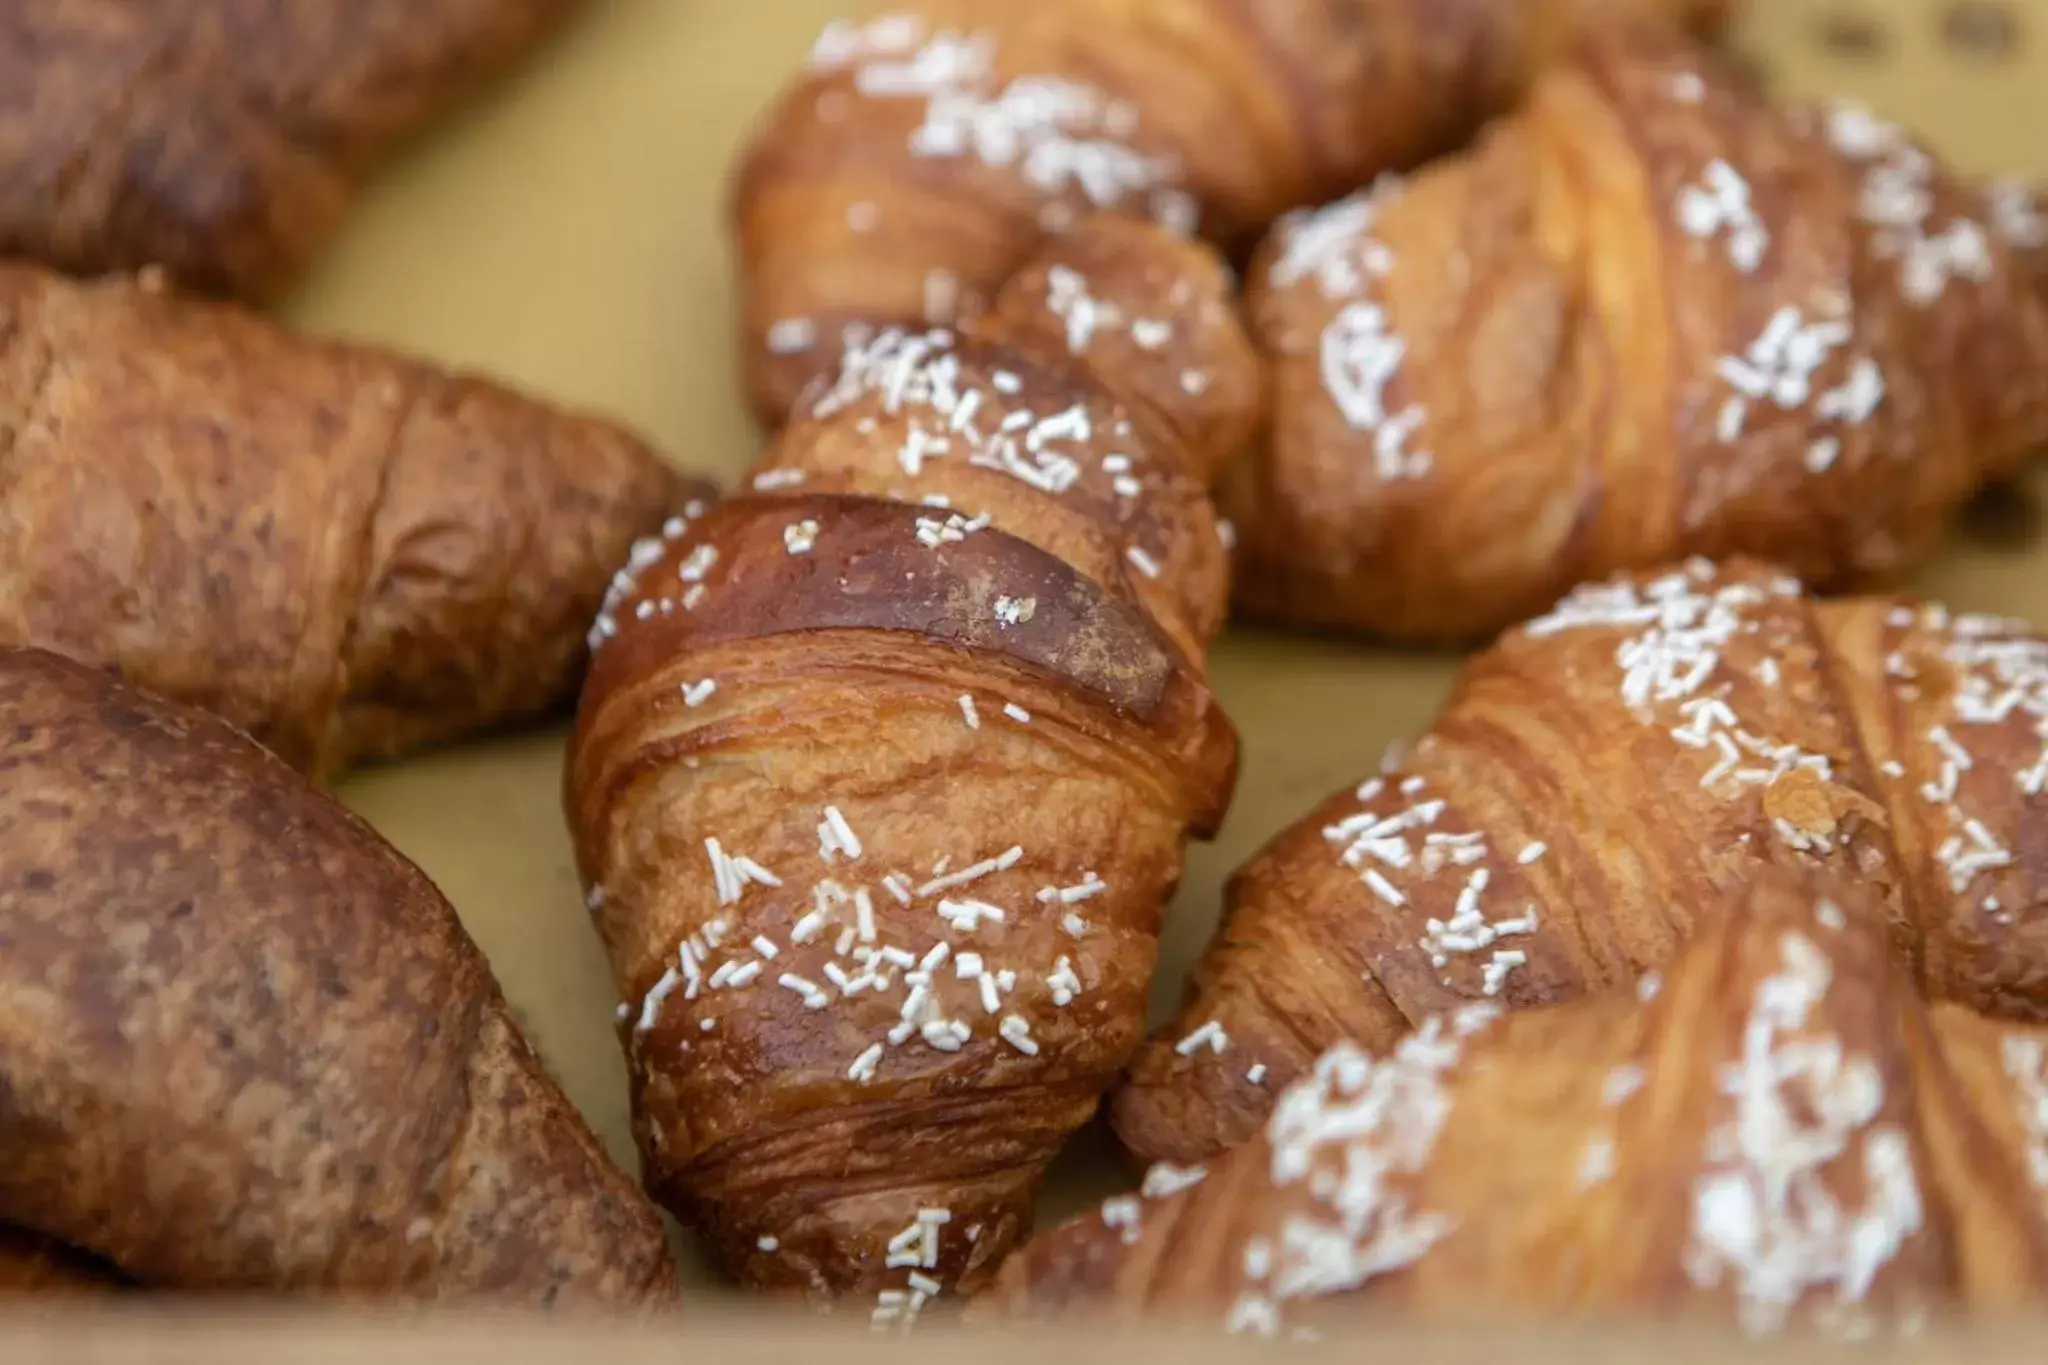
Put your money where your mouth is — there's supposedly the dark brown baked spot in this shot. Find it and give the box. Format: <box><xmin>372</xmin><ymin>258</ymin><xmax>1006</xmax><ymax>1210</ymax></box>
<box><xmin>1942</xmin><ymin>1</ymin><xmax>2022</xmax><ymax>59</ymax></box>
<box><xmin>1813</xmin><ymin>6</ymin><xmax>1891</xmax><ymax>59</ymax></box>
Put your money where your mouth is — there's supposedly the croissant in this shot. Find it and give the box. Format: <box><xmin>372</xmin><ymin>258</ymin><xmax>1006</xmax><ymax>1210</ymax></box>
<box><xmin>0</xmin><ymin>646</ymin><xmax>678</xmax><ymax>1305</ymax></box>
<box><xmin>731</xmin><ymin>0</ymin><xmax>1728</xmax><ymax>430</ymax></box>
<box><xmin>0</xmin><ymin>262</ymin><xmax>707</xmax><ymax>780</ymax></box>
<box><xmin>1230</xmin><ymin>27</ymin><xmax>2048</xmax><ymax>642</ymax></box>
<box><xmin>1112</xmin><ymin>556</ymin><xmax>2048</xmax><ymax>1168</ymax></box>
<box><xmin>1</xmin><ymin>0</ymin><xmax>585</xmax><ymax>300</ymax></box>
<box><xmin>566</xmin><ymin>217</ymin><xmax>1249</xmax><ymax>1311</ymax></box>
<box><xmin>992</xmin><ymin>870</ymin><xmax>2048</xmax><ymax>1334</ymax></box>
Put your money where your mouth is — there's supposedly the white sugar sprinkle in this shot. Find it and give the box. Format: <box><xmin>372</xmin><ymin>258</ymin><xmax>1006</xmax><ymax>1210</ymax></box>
<box><xmin>678</xmin><ymin>544</ymin><xmax>719</xmax><ymax>583</ymax></box>
<box><xmin>1684</xmin><ymin>930</ymin><xmax>1919</xmax><ymax>1335</ymax></box>
<box><xmin>818</xmin><ymin>805</ymin><xmax>865</xmax><ymax>863</ymax></box>
<box><xmin>2002</xmin><ymin>1035</ymin><xmax>2048</xmax><ymax>1192</ymax></box>
<box><xmin>1677</xmin><ymin>158</ymin><xmax>1769</xmax><ymax>273</ymax></box>
<box><xmin>1047</xmin><ymin>956</ymin><xmax>1081</xmax><ymax>1007</ymax></box>
<box><xmin>1046</xmin><ymin>265</ymin><xmax>1119</xmax><ymax>353</ymax></box>
<box><xmin>706</xmin><ymin>838</ymin><xmax>781</xmax><ymax>905</ymax></box>
<box><xmin>999</xmin><ymin>1014</ymin><xmax>1040</xmax><ymax>1055</ymax></box>
<box><xmin>818</xmin><ymin>19</ymin><xmax>1191</xmax><ymax>235</ymax></box>
<box><xmin>1141</xmin><ymin>1162</ymin><xmax>1209</xmax><ymax>1199</ymax></box>
<box><xmin>1037</xmin><ymin>875</ymin><xmax>1107</xmax><ymax>904</ymax></box>
<box><xmin>783</xmin><ymin>519</ymin><xmax>821</xmax><ymax>555</ymax></box>
<box><xmin>938</xmin><ymin>898</ymin><xmax>1006</xmax><ymax>932</ymax></box>
<box><xmin>766</xmin><ymin>318</ymin><xmax>817</xmax><ymax>354</ymax></box>
<box><xmin>919</xmin><ymin>846</ymin><xmax>1022</xmax><ymax>896</ymax></box>
<box><xmin>1321</xmin><ymin>302</ymin><xmax>1431</xmax><ymax>481</ymax></box>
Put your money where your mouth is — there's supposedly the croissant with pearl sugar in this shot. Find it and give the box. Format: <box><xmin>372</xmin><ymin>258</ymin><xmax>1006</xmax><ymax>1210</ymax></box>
<box><xmin>566</xmin><ymin>216</ymin><xmax>1251</xmax><ymax>1311</ymax></box>
<box><xmin>732</xmin><ymin>0</ymin><xmax>1729</xmax><ymax>428</ymax></box>
<box><xmin>1230</xmin><ymin>27</ymin><xmax>2048</xmax><ymax>641</ymax></box>
<box><xmin>1114</xmin><ymin>556</ymin><xmax>2048</xmax><ymax>1168</ymax></box>
<box><xmin>994</xmin><ymin>870</ymin><xmax>2048</xmax><ymax>1335</ymax></box>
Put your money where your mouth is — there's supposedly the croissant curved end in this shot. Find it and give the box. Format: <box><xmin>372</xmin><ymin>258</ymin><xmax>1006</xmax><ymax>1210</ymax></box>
<box><xmin>0</xmin><ymin>645</ymin><xmax>679</xmax><ymax>1305</ymax></box>
<box><xmin>995</xmin><ymin>867</ymin><xmax>2048</xmax><ymax>1331</ymax></box>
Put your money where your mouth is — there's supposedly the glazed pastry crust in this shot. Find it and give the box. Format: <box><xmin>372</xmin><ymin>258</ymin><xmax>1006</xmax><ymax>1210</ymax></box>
<box><xmin>0</xmin><ymin>262</ymin><xmax>707</xmax><ymax>779</ymax></box>
<box><xmin>0</xmin><ymin>646</ymin><xmax>677</xmax><ymax>1305</ymax></box>
<box><xmin>567</xmin><ymin>220</ymin><xmax>1250</xmax><ymax>1307</ymax></box>
<box><xmin>1114</xmin><ymin>557</ymin><xmax>2048</xmax><ymax>1167</ymax></box>
<box><xmin>995</xmin><ymin>873</ymin><xmax>2048</xmax><ymax>1333</ymax></box>
<box><xmin>1233</xmin><ymin>29</ymin><xmax>2048</xmax><ymax>641</ymax></box>
<box><xmin>730</xmin><ymin>0</ymin><xmax>1726</xmax><ymax>429</ymax></box>
<box><xmin>0</xmin><ymin>0</ymin><xmax>587</xmax><ymax>299</ymax></box>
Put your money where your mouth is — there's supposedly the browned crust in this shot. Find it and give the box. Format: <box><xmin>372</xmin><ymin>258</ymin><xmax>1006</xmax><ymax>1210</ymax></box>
<box><xmin>0</xmin><ymin>0</ymin><xmax>589</xmax><ymax>300</ymax></box>
<box><xmin>0</xmin><ymin>645</ymin><xmax>678</xmax><ymax>1306</ymax></box>
<box><xmin>728</xmin><ymin>0</ymin><xmax>1723</xmax><ymax>429</ymax></box>
<box><xmin>0</xmin><ymin>262</ymin><xmax>708</xmax><ymax>779</ymax></box>
<box><xmin>574</xmin><ymin>492</ymin><xmax>1237</xmax><ymax>840</ymax></box>
<box><xmin>567</xmin><ymin>220</ymin><xmax>1249</xmax><ymax>1301</ymax></box>
<box><xmin>1233</xmin><ymin>27</ymin><xmax>2048</xmax><ymax>642</ymax></box>
<box><xmin>1113</xmin><ymin>557</ymin><xmax>2048</xmax><ymax>1170</ymax></box>
<box><xmin>996</xmin><ymin>870</ymin><xmax>2048</xmax><ymax>1327</ymax></box>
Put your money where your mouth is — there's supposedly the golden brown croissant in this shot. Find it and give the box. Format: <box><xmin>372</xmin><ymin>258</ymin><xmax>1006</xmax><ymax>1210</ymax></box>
<box><xmin>992</xmin><ymin>870</ymin><xmax>2048</xmax><ymax>1334</ymax></box>
<box><xmin>730</xmin><ymin>0</ymin><xmax>1728</xmax><ymax>430</ymax></box>
<box><xmin>565</xmin><ymin>217</ymin><xmax>1249</xmax><ymax>1311</ymax></box>
<box><xmin>1232</xmin><ymin>28</ymin><xmax>2048</xmax><ymax>642</ymax></box>
<box><xmin>0</xmin><ymin>645</ymin><xmax>678</xmax><ymax>1306</ymax></box>
<box><xmin>0</xmin><ymin>0</ymin><xmax>586</xmax><ymax>300</ymax></box>
<box><xmin>0</xmin><ymin>262</ymin><xmax>707</xmax><ymax>780</ymax></box>
<box><xmin>1112</xmin><ymin>556</ymin><xmax>2048</xmax><ymax>1168</ymax></box>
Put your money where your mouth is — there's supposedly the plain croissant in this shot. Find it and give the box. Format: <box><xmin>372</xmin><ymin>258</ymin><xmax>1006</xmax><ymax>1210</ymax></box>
<box><xmin>566</xmin><ymin>217</ymin><xmax>1250</xmax><ymax>1314</ymax></box>
<box><xmin>994</xmin><ymin>870</ymin><xmax>2048</xmax><ymax>1335</ymax></box>
<box><xmin>1</xmin><ymin>0</ymin><xmax>586</xmax><ymax>300</ymax></box>
<box><xmin>1230</xmin><ymin>27</ymin><xmax>2048</xmax><ymax>642</ymax></box>
<box><xmin>0</xmin><ymin>645</ymin><xmax>678</xmax><ymax>1305</ymax></box>
<box><xmin>731</xmin><ymin>0</ymin><xmax>1727</xmax><ymax>429</ymax></box>
<box><xmin>1113</xmin><ymin>556</ymin><xmax>2048</xmax><ymax>1168</ymax></box>
<box><xmin>0</xmin><ymin>262</ymin><xmax>707</xmax><ymax>780</ymax></box>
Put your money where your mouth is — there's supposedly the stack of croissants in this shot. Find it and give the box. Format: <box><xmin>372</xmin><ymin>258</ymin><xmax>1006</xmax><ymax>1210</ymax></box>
<box><xmin>4</xmin><ymin>0</ymin><xmax>2048</xmax><ymax>1342</ymax></box>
